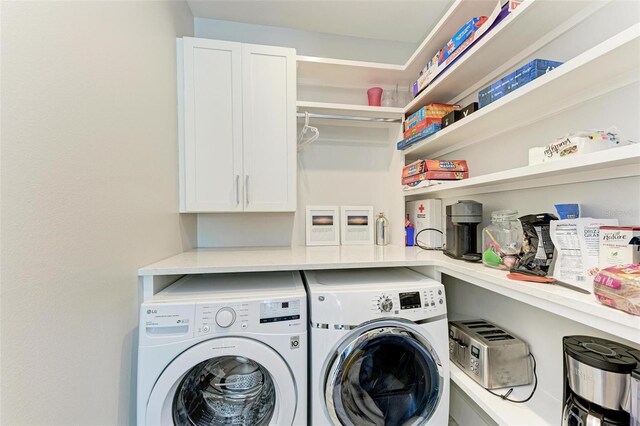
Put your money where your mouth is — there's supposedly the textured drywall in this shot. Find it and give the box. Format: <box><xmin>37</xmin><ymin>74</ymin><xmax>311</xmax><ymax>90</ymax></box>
<box><xmin>1</xmin><ymin>1</ymin><xmax>194</xmax><ymax>424</ymax></box>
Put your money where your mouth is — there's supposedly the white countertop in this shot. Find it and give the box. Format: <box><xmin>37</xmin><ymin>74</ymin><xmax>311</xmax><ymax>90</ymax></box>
<box><xmin>138</xmin><ymin>245</ymin><xmax>442</xmax><ymax>275</ymax></box>
<box><xmin>139</xmin><ymin>245</ymin><xmax>640</xmax><ymax>343</ymax></box>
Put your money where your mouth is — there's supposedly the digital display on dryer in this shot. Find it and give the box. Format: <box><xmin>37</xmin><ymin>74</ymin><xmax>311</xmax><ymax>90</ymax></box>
<box><xmin>399</xmin><ymin>292</ymin><xmax>421</xmax><ymax>310</ymax></box>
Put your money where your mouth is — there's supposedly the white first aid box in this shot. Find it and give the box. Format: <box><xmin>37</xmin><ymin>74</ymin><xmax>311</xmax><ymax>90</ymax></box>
<box><xmin>406</xmin><ymin>199</ymin><xmax>442</xmax><ymax>248</ymax></box>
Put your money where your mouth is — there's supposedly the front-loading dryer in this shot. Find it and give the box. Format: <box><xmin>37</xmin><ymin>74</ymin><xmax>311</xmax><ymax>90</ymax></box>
<box><xmin>137</xmin><ymin>271</ymin><xmax>307</xmax><ymax>425</ymax></box>
<box><xmin>304</xmin><ymin>267</ymin><xmax>449</xmax><ymax>426</ymax></box>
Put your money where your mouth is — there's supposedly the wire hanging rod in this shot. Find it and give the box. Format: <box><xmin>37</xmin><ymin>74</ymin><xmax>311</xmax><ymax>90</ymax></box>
<box><xmin>296</xmin><ymin>111</ymin><xmax>401</xmax><ymax>123</ymax></box>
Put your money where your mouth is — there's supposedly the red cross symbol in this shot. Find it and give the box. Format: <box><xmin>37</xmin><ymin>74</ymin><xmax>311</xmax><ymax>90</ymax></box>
<box><xmin>418</xmin><ymin>204</ymin><xmax>425</xmax><ymax>213</ymax></box>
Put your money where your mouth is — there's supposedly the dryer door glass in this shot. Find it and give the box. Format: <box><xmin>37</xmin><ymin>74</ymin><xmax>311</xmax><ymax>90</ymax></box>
<box><xmin>326</xmin><ymin>327</ymin><xmax>441</xmax><ymax>426</ymax></box>
<box><xmin>173</xmin><ymin>355</ymin><xmax>275</xmax><ymax>426</ymax></box>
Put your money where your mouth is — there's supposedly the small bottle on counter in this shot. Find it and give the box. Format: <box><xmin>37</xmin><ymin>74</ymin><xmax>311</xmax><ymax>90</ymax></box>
<box><xmin>405</xmin><ymin>214</ymin><xmax>415</xmax><ymax>247</ymax></box>
<box><xmin>376</xmin><ymin>212</ymin><xmax>389</xmax><ymax>246</ymax></box>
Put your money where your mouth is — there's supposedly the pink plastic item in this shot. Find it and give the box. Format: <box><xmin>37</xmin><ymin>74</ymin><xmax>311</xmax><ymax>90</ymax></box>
<box><xmin>367</xmin><ymin>87</ymin><xmax>383</xmax><ymax>106</ymax></box>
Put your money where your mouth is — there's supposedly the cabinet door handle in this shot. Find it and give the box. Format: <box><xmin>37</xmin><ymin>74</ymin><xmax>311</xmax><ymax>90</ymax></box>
<box><xmin>235</xmin><ymin>175</ymin><xmax>240</xmax><ymax>205</ymax></box>
<box><xmin>245</xmin><ymin>175</ymin><xmax>249</xmax><ymax>205</ymax></box>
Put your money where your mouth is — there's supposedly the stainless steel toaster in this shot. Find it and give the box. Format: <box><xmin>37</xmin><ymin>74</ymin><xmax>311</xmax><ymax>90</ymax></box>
<box><xmin>449</xmin><ymin>319</ymin><xmax>533</xmax><ymax>389</ymax></box>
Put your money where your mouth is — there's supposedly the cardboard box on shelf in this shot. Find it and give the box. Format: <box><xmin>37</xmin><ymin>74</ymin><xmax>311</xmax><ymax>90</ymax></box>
<box><xmin>599</xmin><ymin>226</ymin><xmax>640</xmax><ymax>268</ymax></box>
<box><xmin>403</xmin><ymin>117</ymin><xmax>442</xmax><ymax>138</ymax></box>
<box><xmin>396</xmin><ymin>123</ymin><xmax>442</xmax><ymax>150</ymax></box>
<box><xmin>405</xmin><ymin>103</ymin><xmax>460</xmax><ymax>131</ymax></box>
<box><xmin>402</xmin><ymin>160</ymin><xmax>426</xmax><ymax>178</ymax></box>
<box><xmin>424</xmin><ymin>160</ymin><xmax>468</xmax><ymax>172</ymax></box>
<box><xmin>478</xmin><ymin>59</ymin><xmax>563</xmax><ymax>108</ymax></box>
<box><xmin>438</xmin><ymin>17</ymin><xmax>488</xmax><ymax>65</ymax></box>
<box><xmin>402</xmin><ymin>171</ymin><xmax>468</xmax><ymax>185</ymax></box>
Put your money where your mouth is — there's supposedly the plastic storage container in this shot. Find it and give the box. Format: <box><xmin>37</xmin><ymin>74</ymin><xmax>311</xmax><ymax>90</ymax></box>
<box><xmin>482</xmin><ymin>210</ymin><xmax>523</xmax><ymax>270</ymax></box>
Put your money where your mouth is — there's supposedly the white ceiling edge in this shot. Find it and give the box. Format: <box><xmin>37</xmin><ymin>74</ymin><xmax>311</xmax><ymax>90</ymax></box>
<box><xmin>186</xmin><ymin>0</ymin><xmax>455</xmax><ymax>44</ymax></box>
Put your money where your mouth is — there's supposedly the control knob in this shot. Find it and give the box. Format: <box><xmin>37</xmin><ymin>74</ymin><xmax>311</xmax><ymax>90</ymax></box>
<box><xmin>215</xmin><ymin>307</ymin><xmax>236</xmax><ymax>328</ymax></box>
<box><xmin>378</xmin><ymin>296</ymin><xmax>393</xmax><ymax>313</ymax></box>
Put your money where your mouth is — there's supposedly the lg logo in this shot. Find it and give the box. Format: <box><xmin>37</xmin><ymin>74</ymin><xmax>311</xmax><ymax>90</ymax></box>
<box><xmin>147</xmin><ymin>309</ymin><xmax>157</xmax><ymax>314</ymax></box>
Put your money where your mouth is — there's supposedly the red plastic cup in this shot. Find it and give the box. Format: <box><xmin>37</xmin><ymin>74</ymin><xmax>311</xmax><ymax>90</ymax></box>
<box><xmin>367</xmin><ymin>87</ymin><xmax>383</xmax><ymax>106</ymax></box>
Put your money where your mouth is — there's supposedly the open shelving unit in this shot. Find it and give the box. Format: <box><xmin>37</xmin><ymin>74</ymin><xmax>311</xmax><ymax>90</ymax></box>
<box><xmin>296</xmin><ymin>0</ymin><xmax>604</xmax><ymax>116</ymax></box>
<box><xmin>286</xmin><ymin>3</ymin><xmax>640</xmax><ymax>425</ymax></box>
<box><xmin>404</xmin><ymin>0</ymin><xmax>606</xmax><ymax>113</ymax></box>
<box><xmin>404</xmin><ymin>144</ymin><xmax>640</xmax><ymax>199</ymax></box>
<box><xmin>402</xmin><ymin>24</ymin><xmax>640</xmax><ymax>160</ymax></box>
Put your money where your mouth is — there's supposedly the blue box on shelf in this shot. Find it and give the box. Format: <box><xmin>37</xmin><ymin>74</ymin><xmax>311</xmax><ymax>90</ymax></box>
<box><xmin>478</xmin><ymin>59</ymin><xmax>563</xmax><ymax>108</ymax></box>
<box><xmin>396</xmin><ymin>123</ymin><xmax>441</xmax><ymax>150</ymax></box>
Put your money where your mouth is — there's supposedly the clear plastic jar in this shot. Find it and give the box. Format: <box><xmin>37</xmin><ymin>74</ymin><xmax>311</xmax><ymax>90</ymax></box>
<box><xmin>482</xmin><ymin>210</ymin><xmax>523</xmax><ymax>270</ymax></box>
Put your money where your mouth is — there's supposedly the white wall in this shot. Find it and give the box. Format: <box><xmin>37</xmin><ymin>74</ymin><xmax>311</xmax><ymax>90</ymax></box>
<box><xmin>1</xmin><ymin>1</ymin><xmax>194</xmax><ymax>424</ymax></box>
<box><xmin>194</xmin><ymin>17</ymin><xmax>417</xmax><ymax>64</ymax></box>
<box><xmin>198</xmin><ymin>122</ymin><xmax>406</xmax><ymax>247</ymax></box>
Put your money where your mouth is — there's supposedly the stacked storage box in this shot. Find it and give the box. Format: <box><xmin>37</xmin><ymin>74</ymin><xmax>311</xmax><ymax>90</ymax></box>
<box><xmin>478</xmin><ymin>59</ymin><xmax>563</xmax><ymax>108</ymax></box>
<box><xmin>402</xmin><ymin>159</ymin><xmax>469</xmax><ymax>190</ymax></box>
<box><xmin>397</xmin><ymin>103</ymin><xmax>459</xmax><ymax>150</ymax></box>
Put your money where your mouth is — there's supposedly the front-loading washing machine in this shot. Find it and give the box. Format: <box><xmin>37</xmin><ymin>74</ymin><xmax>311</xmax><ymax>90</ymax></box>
<box><xmin>137</xmin><ymin>271</ymin><xmax>307</xmax><ymax>425</ymax></box>
<box><xmin>304</xmin><ymin>267</ymin><xmax>449</xmax><ymax>426</ymax></box>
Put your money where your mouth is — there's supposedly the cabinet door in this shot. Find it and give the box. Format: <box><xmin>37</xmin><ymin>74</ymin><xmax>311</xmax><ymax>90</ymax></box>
<box><xmin>180</xmin><ymin>37</ymin><xmax>243</xmax><ymax>212</ymax></box>
<box><xmin>241</xmin><ymin>44</ymin><xmax>297</xmax><ymax>212</ymax></box>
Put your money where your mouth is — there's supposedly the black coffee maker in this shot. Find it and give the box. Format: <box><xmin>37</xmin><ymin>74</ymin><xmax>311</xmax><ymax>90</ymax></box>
<box><xmin>444</xmin><ymin>200</ymin><xmax>482</xmax><ymax>261</ymax></box>
<box><xmin>562</xmin><ymin>336</ymin><xmax>638</xmax><ymax>426</ymax></box>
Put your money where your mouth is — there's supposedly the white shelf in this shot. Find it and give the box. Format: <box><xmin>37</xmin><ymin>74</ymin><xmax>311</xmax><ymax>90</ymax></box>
<box><xmin>296</xmin><ymin>101</ymin><xmax>404</xmax><ymax>120</ymax></box>
<box><xmin>450</xmin><ymin>364</ymin><xmax>559</xmax><ymax>426</ymax></box>
<box><xmin>403</xmin><ymin>144</ymin><xmax>640</xmax><ymax>199</ymax></box>
<box><xmin>403</xmin><ymin>24</ymin><xmax>640</xmax><ymax>160</ymax></box>
<box><xmin>139</xmin><ymin>246</ymin><xmax>640</xmax><ymax>343</ymax></box>
<box><xmin>296</xmin><ymin>56</ymin><xmax>406</xmax><ymax>88</ymax></box>
<box><xmin>404</xmin><ymin>0</ymin><xmax>604</xmax><ymax>114</ymax></box>
<box><xmin>295</xmin><ymin>0</ymin><xmax>496</xmax><ymax>88</ymax></box>
<box><xmin>296</xmin><ymin>0</ymin><xmax>599</xmax><ymax>110</ymax></box>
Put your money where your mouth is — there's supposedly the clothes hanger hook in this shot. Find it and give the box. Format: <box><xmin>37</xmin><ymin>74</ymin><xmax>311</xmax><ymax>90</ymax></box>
<box><xmin>305</xmin><ymin>111</ymin><xmax>310</xmax><ymax>128</ymax></box>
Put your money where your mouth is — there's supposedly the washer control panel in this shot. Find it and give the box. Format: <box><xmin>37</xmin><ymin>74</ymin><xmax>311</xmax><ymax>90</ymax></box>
<box><xmin>260</xmin><ymin>300</ymin><xmax>301</xmax><ymax>324</ymax></box>
<box><xmin>194</xmin><ymin>298</ymin><xmax>303</xmax><ymax>336</ymax></box>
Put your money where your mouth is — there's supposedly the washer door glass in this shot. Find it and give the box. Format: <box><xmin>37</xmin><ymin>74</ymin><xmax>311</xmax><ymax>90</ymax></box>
<box><xmin>326</xmin><ymin>326</ymin><xmax>441</xmax><ymax>426</ymax></box>
<box><xmin>173</xmin><ymin>355</ymin><xmax>275</xmax><ymax>426</ymax></box>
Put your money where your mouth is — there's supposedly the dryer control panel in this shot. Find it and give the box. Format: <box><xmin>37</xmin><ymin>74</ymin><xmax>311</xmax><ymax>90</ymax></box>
<box><xmin>370</xmin><ymin>287</ymin><xmax>445</xmax><ymax>317</ymax></box>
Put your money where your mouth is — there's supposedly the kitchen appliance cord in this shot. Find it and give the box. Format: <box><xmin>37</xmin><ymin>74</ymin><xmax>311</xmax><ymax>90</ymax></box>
<box><xmin>415</xmin><ymin>228</ymin><xmax>445</xmax><ymax>251</ymax></box>
<box><xmin>486</xmin><ymin>353</ymin><xmax>537</xmax><ymax>403</ymax></box>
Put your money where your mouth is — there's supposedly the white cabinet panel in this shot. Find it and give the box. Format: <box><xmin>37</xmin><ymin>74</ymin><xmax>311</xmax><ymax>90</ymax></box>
<box><xmin>180</xmin><ymin>37</ymin><xmax>243</xmax><ymax>212</ymax></box>
<box><xmin>242</xmin><ymin>44</ymin><xmax>296</xmax><ymax>212</ymax></box>
<box><xmin>179</xmin><ymin>38</ymin><xmax>296</xmax><ymax>213</ymax></box>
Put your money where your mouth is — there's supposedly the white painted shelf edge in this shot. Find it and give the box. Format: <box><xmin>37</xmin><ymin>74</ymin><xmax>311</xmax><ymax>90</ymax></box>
<box><xmin>296</xmin><ymin>101</ymin><xmax>404</xmax><ymax>119</ymax></box>
<box><xmin>403</xmin><ymin>144</ymin><xmax>640</xmax><ymax>198</ymax></box>
<box><xmin>450</xmin><ymin>363</ymin><xmax>558</xmax><ymax>426</ymax></box>
<box><xmin>402</xmin><ymin>23</ymin><xmax>640</xmax><ymax>159</ymax></box>
<box><xmin>138</xmin><ymin>246</ymin><xmax>640</xmax><ymax>344</ymax></box>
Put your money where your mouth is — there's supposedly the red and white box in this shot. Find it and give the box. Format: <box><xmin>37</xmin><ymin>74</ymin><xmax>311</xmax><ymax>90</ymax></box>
<box><xmin>401</xmin><ymin>171</ymin><xmax>468</xmax><ymax>185</ymax></box>
<box><xmin>406</xmin><ymin>199</ymin><xmax>442</xmax><ymax>248</ymax></box>
<box><xmin>424</xmin><ymin>160</ymin><xmax>468</xmax><ymax>172</ymax></box>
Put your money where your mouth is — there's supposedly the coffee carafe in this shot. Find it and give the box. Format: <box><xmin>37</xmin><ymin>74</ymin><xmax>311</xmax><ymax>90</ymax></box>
<box><xmin>562</xmin><ymin>336</ymin><xmax>638</xmax><ymax>426</ymax></box>
<box><xmin>444</xmin><ymin>200</ymin><xmax>482</xmax><ymax>261</ymax></box>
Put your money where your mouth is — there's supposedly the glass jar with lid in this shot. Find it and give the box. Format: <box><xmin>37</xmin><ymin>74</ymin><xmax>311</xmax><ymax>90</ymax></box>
<box><xmin>482</xmin><ymin>210</ymin><xmax>523</xmax><ymax>270</ymax></box>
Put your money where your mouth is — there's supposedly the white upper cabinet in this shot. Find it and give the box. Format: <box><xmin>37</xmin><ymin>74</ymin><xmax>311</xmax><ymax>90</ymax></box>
<box><xmin>241</xmin><ymin>44</ymin><xmax>297</xmax><ymax>212</ymax></box>
<box><xmin>178</xmin><ymin>37</ymin><xmax>296</xmax><ymax>213</ymax></box>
